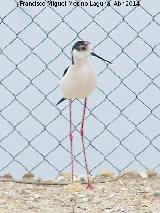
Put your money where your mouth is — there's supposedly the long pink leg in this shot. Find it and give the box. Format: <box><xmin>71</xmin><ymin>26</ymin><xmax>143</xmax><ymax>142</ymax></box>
<box><xmin>69</xmin><ymin>99</ymin><xmax>73</xmax><ymax>182</ymax></box>
<box><xmin>80</xmin><ymin>98</ymin><xmax>94</xmax><ymax>189</ymax></box>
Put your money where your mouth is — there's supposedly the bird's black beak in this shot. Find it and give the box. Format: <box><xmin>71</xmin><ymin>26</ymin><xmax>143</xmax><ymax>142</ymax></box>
<box><xmin>91</xmin><ymin>52</ymin><xmax>111</xmax><ymax>63</ymax></box>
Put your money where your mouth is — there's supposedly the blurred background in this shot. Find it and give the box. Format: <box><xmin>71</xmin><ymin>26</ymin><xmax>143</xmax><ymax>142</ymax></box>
<box><xmin>0</xmin><ymin>0</ymin><xmax>160</xmax><ymax>179</ymax></box>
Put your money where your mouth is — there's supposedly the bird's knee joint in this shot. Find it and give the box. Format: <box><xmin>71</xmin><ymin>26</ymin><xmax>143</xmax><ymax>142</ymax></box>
<box><xmin>69</xmin><ymin>133</ymin><xmax>73</xmax><ymax>142</ymax></box>
<box><xmin>80</xmin><ymin>128</ymin><xmax>84</xmax><ymax>137</ymax></box>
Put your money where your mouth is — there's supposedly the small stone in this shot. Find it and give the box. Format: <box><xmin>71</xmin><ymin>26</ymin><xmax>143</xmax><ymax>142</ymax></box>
<box><xmin>28</xmin><ymin>204</ymin><xmax>38</xmax><ymax>209</ymax></box>
<box><xmin>139</xmin><ymin>171</ymin><xmax>148</xmax><ymax>179</ymax></box>
<box><xmin>82</xmin><ymin>197</ymin><xmax>89</xmax><ymax>202</ymax></box>
<box><xmin>33</xmin><ymin>193</ymin><xmax>41</xmax><ymax>199</ymax></box>
<box><xmin>64</xmin><ymin>182</ymin><xmax>84</xmax><ymax>193</ymax></box>
<box><xmin>153</xmin><ymin>192</ymin><xmax>160</xmax><ymax>197</ymax></box>
<box><xmin>63</xmin><ymin>195</ymin><xmax>75</xmax><ymax>203</ymax></box>
<box><xmin>19</xmin><ymin>189</ymin><xmax>26</xmax><ymax>195</ymax></box>
<box><xmin>25</xmin><ymin>189</ymin><xmax>32</xmax><ymax>194</ymax></box>
<box><xmin>76</xmin><ymin>204</ymin><xmax>88</xmax><ymax>210</ymax></box>
<box><xmin>56</xmin><ymin>175</ymin><xmax>65</xmax><ymax>183</ymax></box>
<box><xmin>97</xmin><ymin>185</ymin><xmax>105</xmax><ymax>193</ymax></box>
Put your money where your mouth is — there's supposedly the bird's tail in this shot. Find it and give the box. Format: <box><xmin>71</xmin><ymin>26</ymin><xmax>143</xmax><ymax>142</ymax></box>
<box><xmin>56</xmin><ymin>97</ymin><xmax>66</xmax><ymax>106</ymax></box>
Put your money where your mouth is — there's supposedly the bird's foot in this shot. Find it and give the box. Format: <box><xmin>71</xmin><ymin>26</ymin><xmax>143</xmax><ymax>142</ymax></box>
<box><xmin>86</xmin><ymin>182</ymin><xmax>94</xmax><ymax>190</ymax></box>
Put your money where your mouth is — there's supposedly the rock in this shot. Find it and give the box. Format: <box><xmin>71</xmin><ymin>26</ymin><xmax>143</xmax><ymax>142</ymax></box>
<box><xmin>94</xmin><ymin>171</ymin><xmax>116</xmax><ymax>183</ymax></box>
<box><xmin>63</xmin><ymin>195</ymin><xmax>75</xmax><ymax>203</ymax></box>
<box><xmin>147</xmin><ymin>170</ymin><xmax>157</xmax><ymax>178</ymax></box>
<box><xmin>44</xmin><ymin>179</ymin><xmax>56</xmax><ymax>184</ymax></box>
<box><xmin>82</xmin><ymin>197</ymin><xmax>90</xmax><ymax>202</ymax></box>
<box><xmin>22</xmin><ymin>173</ymin><xmax>34</xmax><ymax>180</ymax></box>
<box><xmin>139</xmin><ymin>171</ymin><xmax>148</xmax><ymax>179</ymax></box>
<box><xmin>100</xmin><ymin>171</ymin><xmax>116</xmax><ymax>178</ymax></box>
<box><xmin>122</xmin><ymin>171</ymin><xmax>141</xmax><ymax>179</ymax></box>
<box><xmin>61</xmin><ymin>173</ymin><xmax>73</xmax><ymax>182</ymax></box>
<box><xmin>0</xmin><ymin>173</ymin><xmax>14</xmax><ymax>180</ymax></box>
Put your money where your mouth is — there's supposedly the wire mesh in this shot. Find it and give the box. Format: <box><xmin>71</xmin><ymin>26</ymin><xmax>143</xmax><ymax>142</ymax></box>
<box><xmin>0</xmin><ymin>0</ymin><xmax>160</xmax><ymax>179</ymax></box>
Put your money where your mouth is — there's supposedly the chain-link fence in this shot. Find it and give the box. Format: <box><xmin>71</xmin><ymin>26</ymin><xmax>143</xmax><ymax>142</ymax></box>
<box><xmin>0</xmin><ymin>0</ymin><xmax>160</xmax><ymax>179</ymax></box>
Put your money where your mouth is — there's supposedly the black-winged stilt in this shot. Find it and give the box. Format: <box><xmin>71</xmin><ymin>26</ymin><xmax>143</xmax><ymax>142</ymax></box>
<box><xmin>57</xmin><ymin>41</ymin><xmax>110</xmax><ymax>189</ymax></box>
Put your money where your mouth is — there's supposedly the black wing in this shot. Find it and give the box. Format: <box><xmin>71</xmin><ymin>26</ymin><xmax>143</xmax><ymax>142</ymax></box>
<box><xmin>63</xmin><ymin>67</ymin><xmax>69</xmax><ymax>76</ymax></box>
<box><xmin>56</xmin><ymin>67</ymin><xmax>69</xmax><ymax>106</ymax></box>
<box><xmin>56</xmin><ymin>97</ymin><xmax>66</xmax><ymax>106</ymax></box>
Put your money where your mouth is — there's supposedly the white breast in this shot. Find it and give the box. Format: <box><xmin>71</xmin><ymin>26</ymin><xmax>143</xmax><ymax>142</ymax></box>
<box><xmin>60</xmin><ymin>63</ymin><xmax>96</xmax><ymax>99</ymax></box>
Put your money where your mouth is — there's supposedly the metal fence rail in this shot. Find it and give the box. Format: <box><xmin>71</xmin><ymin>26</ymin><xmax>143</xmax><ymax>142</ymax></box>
<box><xmin>0</xmin><ymin>0</ymin><xmax>160</xmax><ymax>179</ymax></box>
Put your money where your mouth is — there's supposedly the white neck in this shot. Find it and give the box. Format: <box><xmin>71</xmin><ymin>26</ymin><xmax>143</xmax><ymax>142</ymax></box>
<box><xmin>72</xmin><ymin>56</ymin><xmax>89</xmax><ymax>66</ymax></box>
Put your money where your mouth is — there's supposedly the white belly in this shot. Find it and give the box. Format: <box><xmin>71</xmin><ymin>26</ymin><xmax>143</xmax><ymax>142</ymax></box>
<box><xmin>60</xmin><ymin>64</ymin><xmax>96</xmax><ymax>99</ymax></box>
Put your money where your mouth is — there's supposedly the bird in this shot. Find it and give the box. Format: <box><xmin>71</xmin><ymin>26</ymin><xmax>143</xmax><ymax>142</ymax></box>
<box><xmin>56</xmin><ymin>41</ymin><xmax>110</xmax><ymax>189</ymax></box>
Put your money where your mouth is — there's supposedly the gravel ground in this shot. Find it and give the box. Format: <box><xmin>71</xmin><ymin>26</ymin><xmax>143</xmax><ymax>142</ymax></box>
<box><xmin>0</xmin><ymin>171</ymin><xmax>160</xmax><ymax>213</ymax></box>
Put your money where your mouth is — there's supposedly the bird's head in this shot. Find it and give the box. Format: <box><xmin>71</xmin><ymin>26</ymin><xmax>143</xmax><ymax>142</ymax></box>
<box><xmin>72</xmin><ymin>40</ymin><xmax>111</xmax><ymax>64</ymax></box>
<box><xmin>72</xmin><ymin>41</ymin><xmax>92</xmax><ymax>61</ymax></box>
